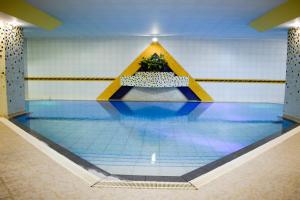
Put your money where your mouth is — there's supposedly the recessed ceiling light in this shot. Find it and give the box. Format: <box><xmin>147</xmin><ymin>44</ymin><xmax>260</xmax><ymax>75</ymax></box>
<box><xmin>152</xmin><ymin>37</ymin><xmax>158</xmax><ymax>42</ymax></box>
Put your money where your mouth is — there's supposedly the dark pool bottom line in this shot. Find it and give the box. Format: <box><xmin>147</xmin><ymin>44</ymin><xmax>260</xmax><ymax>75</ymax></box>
<box><xmin>10</xmin><ymin>118</ymin><xmax>298</xmax><ymax>182</ymax></box>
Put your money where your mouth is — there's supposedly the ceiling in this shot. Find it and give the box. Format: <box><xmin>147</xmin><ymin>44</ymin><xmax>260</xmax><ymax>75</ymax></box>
<box><xmin>22</xmin><ymin>0</ymin><xmax>289</xmax><ymax>39</ymax></box>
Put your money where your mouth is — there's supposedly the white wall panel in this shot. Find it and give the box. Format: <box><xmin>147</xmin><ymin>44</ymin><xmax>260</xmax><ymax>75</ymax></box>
<box><xmin>161</xmin><ymin>38</ymin><xmax>287</xmax><ymax>80</ymax></box>
<box><xmin>25</xmin><ymin>81</ymin><xmax>110</xmax><ymax>100</ymax></box>
<box><xmin>201</xmin><ymin>83</ymin><xmax>285</xmax><ymax>103</ymax></box>
<box><xmin>26</xmin><ymin>38</ymin><xmax>150</xmax><ymax>77</ymax></box>
<box><xmin>25</xmin><ymin>81</ymin><xmax>285</xmax><ymax>103</ymax></box>
<box><xmin>25</xmin><ymin>37</ymin><xmax>287</xmax><ymax>103</ymax></box>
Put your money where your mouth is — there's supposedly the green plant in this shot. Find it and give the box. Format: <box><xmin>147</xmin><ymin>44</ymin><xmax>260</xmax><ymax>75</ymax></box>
<box><xmin>139</xmin><ymin>53</ymin><xmax>168</xmax><ymax>72</ymax></box>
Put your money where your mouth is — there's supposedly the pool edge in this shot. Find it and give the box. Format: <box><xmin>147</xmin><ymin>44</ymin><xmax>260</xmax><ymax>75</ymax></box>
<box><xmin>0</xmin><ymin>117</ymin><xmax>103</xmax><ymax>187</ymax></box>
<box><xmin>1</xmin><ymin>117</ymin><xmax>299</xmax><ymax>189</ymax></box>
<box><xmin>283</xmin><ymin>114</ymin><xmax>300</xmax><ymax>123</ymax></box>
<box><xmin>190</xmin><ymin>124</ymin><xmax>300</xmax><ymax>189</ymax></box>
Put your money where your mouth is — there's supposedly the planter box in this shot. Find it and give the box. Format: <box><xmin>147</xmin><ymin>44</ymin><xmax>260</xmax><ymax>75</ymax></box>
<box><xmin>121</xmin><ymin>72</ymin><xmax>189</xmax><ymax>87</ymax></box>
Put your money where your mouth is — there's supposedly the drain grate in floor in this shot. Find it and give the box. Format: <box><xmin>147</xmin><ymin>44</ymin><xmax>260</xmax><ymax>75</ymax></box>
<box><xmin>93</xmin><ymin>181</ymin><xmax>197</xmax><ymax>190</ymax></box>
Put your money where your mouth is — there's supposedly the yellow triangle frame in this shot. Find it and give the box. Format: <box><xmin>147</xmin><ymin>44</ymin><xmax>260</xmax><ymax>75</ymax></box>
<box><xmin>97</xmin><ymin>42</ymin><xmax>213</xmax><ymax>102</ymax></box>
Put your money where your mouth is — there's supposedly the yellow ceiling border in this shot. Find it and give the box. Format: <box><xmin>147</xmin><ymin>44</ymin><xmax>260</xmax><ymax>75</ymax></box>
<box><xmin>97</xmin><ymin>42</ymin><xmax>213</xmax><ymax>102</ymax></box>
<box><xmin>250</xmin><ymin>0</ymin><xmax>300</xmax><ymax>32</ymax></box>
<box><xmin>0</xmin><ymin>0</ymin><xmax>61</xmax><ymax>30</ymax></box>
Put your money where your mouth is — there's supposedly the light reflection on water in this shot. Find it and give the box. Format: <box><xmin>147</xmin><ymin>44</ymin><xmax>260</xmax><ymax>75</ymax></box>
<box><xmin>14</xmin><ymin>101</ymin><xmax>295</xmax><ymax>176</ymax></box>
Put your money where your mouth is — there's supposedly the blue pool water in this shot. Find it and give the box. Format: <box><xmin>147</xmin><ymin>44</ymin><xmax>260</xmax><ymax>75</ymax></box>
<box><xmin>14</xmin><ymin>101</ymin><xmax>295</xmax><ymax>177</ymax></box>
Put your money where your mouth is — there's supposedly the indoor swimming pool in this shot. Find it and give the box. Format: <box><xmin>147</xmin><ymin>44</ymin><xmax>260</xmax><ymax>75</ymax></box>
<box><xmin>12</xmin><ymin>101</ymin><xmax>296</xmax><ymax>182</ymax></box>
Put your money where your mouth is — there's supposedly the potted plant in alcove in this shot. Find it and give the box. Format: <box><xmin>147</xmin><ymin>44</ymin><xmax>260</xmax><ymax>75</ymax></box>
<box><xmin>120</xmin><ymin>53</ymin><xmax>189</xmax><ymax>87</ymax></box>
<box><xmin>139</xmin><ymin>53</ymin><xmax>169</xmax><ymax>72</ymax></box>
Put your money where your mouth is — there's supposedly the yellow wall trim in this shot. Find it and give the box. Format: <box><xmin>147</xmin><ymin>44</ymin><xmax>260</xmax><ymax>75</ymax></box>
<box><xmin>195</xmin><ymin>78</ymin><xmax>286</xmax><ymax>84</ymax></box>
<box><xmin>25</xmin><ymin>77</ymin><xmax>115</xmax><ymax>81</ymax></box>
<box><xmin>250</xmin><ymin>0</ymin><xmax>300</xmax><ymax>32</ymax></box>
<box><xmin>25</xmin><ymin>77</ymin><xmax>286</xmax><ymax>84</ymax></box>
<box><xmin>0</xmin><ymin>0</ymin><xmax>61</xmax><ymax>30</ymax></box>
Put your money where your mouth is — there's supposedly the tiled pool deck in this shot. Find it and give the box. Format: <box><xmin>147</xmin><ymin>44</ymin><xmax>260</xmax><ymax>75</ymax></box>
<box><xmin>1</xmin><ymin>121</ymin><xmax>300</xmax><ymax>199</ymax></box>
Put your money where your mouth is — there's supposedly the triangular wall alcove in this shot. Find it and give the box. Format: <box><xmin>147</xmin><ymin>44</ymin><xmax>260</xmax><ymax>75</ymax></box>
<box><xmin>97</xmin><ymin>42</ymin><xmax>213</xmax><ymax>102</ymax></box>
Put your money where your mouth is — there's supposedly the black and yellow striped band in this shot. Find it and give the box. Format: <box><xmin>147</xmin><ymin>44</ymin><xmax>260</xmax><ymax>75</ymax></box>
<box><xmin>25</xmin><ymin>77</ymin><xmax>286</xmax><ymax>84</ymax></box>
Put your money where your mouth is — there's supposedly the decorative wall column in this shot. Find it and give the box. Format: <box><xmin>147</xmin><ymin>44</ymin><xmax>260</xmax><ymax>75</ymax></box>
<box><xmin>284</xmin><ymin>28</ymin><xmax>300</xmax><ymax>122</ymax></box>
<box><xmin>0</xmin><ymin>24</ymin><xmax>25</xmax><ymax>118</ymax></box>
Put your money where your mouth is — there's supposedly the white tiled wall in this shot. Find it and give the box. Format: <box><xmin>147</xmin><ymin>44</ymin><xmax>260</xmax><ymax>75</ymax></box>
<box><xmin>26</xmin><ymin>38</ymin><xmax>150</xmax><ymax>77</ymax></box>
<box><xmin>25</xmin><ymin>37</ymin><xmax>287</xmax><ymax>103</ymax></box>
<box><xmin>201</xmin><ymin>83</ymin><xmax>285</xmax><ymax>103</ymax></box>
<box><xmin>25</xmin><ymin>81</ymin><xmax>110</xmax><ymax>100</ymax></box>
<box><xmin>163</xmin><ymin>38</ymin><xmax>287</xmax><ymax>80</ymax></box>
